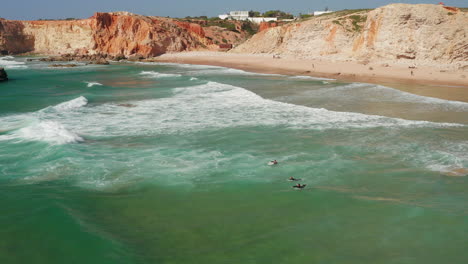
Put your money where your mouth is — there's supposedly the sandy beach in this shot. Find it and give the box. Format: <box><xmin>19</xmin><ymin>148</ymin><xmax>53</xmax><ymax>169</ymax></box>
<box><xmin>153</xmin><ymin>51</ymin><xmax>468</xmax><ymax>102</ymax></box>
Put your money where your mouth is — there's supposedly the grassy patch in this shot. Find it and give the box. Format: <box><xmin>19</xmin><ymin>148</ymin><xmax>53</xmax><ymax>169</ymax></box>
<box><xmin>349</xmin><ymin>15</ymin><xmax>367</xmax><ymax>32</ymax></box>
<box><xmin>315</xmin><ymin>9</ymin><xmax>373</xmax><ymax>18</ymax></box>
<box><xmin>332</xmin><ymin>20</ymin><xmax>343</xmax><ymax>26</ymax></box>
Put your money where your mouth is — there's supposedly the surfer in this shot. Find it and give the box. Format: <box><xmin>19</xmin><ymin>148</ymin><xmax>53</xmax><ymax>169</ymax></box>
<box><xmin>267</xmin><ymin>160</ymin><xmax>278</xmax><ymax>166</ymax></box>
<box><xmin>292</xmin><ymin>183</ymin><xmax>306</xmax><ymax>189</ymax></box>
<box><xmin>289</xmin><ymin>176</ymin><xmax>297</xmax><ymax>181</ymax></box>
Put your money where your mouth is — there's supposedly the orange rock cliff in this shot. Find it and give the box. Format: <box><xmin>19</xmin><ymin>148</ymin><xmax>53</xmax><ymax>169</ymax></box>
<box><xmin>0</xmin><ymin>12</ymin><xmax>218</xmax><ymax>57</ymax></box>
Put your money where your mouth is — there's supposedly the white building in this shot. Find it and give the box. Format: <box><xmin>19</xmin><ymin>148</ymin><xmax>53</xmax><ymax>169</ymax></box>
<box><xmin>218</xmin><ymin>14</ymin><xmax>230</xmax><ymax>20</ymax></box>
<box><xmin>247</xmin><ymin>17</ymin><xmax>277</xmax><ymax>23</ymax></box>
<box><xmin>313</xmin><ymin>10</ymin><xmax>333</xmax><ymax>16</ymax></box>
<box><xmin>229</xmin><ymin>11</ymin><xmax>250</xmax><ymax>20</ymax></box>
<box><xmin>218</xmin><ymin>11</ymin><xmax>278</xmax><ymax>24</ymax></box>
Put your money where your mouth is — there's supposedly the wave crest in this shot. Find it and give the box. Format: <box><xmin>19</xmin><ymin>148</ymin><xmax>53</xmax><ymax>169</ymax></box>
<box><xmin>53</xmin><ymin>96</ymin><xmax>88</xmax><ymax>111</ymax></box>
<box><xmin>85</xmin><ymin>82</ymin><xmax>103</xmax><ymax>87</ymax></box>
<box><xmin>140</xmin><ymin>71</ymin><xmax>182</xmax><ymax>78</ymax></box>
<box><xmin>17</xmin><ymin>121</ymin><xmax>83</xmax><ymax>144</ymax></box>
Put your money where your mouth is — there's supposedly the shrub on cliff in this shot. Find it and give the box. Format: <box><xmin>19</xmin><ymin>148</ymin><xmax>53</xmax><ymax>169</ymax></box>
<box><xmin>262</xmin><ymin>10</ymin><xmax>294</xmax><ymax>19</ymax></box>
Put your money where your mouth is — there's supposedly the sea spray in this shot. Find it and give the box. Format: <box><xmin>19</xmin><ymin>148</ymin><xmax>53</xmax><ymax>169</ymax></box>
<box><xmin>16</xmin><ymin>120</ymin><xmax>83</xmax><ymax>144</ymax></box>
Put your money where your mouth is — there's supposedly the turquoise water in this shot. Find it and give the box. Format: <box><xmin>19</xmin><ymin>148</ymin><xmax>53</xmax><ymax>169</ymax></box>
<box><xmin>1</xmin><ymin>56</ymin><xmax>467</xmax><ymax>263</ymax></box>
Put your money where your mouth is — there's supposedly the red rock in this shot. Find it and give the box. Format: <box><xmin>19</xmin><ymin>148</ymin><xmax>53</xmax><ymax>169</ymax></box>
<box><xmin>258</xmin><ymin>22</ymin><xmax>278</xmax><ymax>32</ymax></box>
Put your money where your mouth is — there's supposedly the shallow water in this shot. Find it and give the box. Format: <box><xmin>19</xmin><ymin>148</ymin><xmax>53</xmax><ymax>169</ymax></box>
<box><xmin>1</xmin><ymin>56</ymin><xmax>467</xmax><ymax>263</ymax></box>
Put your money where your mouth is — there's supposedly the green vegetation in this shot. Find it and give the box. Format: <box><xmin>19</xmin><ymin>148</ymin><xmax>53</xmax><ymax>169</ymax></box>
<box><xmin>315</xmin><ymin>8</ymin><xmax>373</xmax><ymax>18</ymax></box>
<box><xmin>249</xmin><ymin>11</ymin><xmax>261</xmax><ymax>17</ymax></box>
<box><xmin>299</xmin><ymin>13</ymin><xmax>313</xmax><ymax>19</ymax></box>
<box><xmin>241</xmin><ymin>22</ymin><xmax>257</xmax><ymax>36</ymax></box>
<box><xmin>206</xmin><ymin>20</ymin><xmax>238</xmax><ymax>32</ymax></box>
<box><xmin>330</xmin><ymin>13</ymin><xmax>367</xmax><ymax>33</ymax></box>
<box><xmin>332</xmin><ymin>20</ymin><xmax>343</xmax><ymax>26</ymax></box>
<box><xmin>349</xmin><ymin>15</ymin><xmax>367</xmax><ymax>32</ymax></box>
<box><xmin>447</xmin><ymin>12</ymin><xmax>454</xmax><ymax>15</ymax></box>
<box><xmin>262</xmin><ymin>10</ymin><xmax>294</xmax><ymax>19</ymax></box>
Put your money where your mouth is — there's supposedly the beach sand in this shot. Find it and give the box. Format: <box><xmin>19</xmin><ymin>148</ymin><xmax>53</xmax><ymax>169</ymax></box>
<box><xmin>153</xmin><ymin>52</ymin><xmax>468</xmax><ymax>102</ymax></box>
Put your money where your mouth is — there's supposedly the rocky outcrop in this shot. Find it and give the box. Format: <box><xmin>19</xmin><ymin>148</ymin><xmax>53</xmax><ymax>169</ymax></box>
<box><xmin>233</xmin><ymin>4</ymin><xmax>468</xmax><ymax>67</ymax></box>
<box><xmin>0</xmin><ymin>67</ymin><xmax>8</xmax><ymax>81</ymax></box>
<box><xmin>0</xmin><ymin>12</ymin><xmax>225</xmax><ymax>58</ymax></box>
<box><xmin>0</xmin><ymin>19</ymin><xmax>35</xmax><ymax>54</ymax></box>
<box><xmin>90</xmin><ymin>12</ymin><xmax>208</xmax><ymax>57</ymax></box>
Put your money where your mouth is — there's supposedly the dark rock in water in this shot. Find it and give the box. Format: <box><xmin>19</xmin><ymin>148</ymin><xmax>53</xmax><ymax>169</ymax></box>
<box><xmin>40</xmin><ymin>53</ymin><xmax>112</xmax><ymax>65</ymax></box>
<box><xmin>92</xmin><ymin>58</ymin><xmax>110</xmax><ymax>65</ymax></box>
<box><xmin>0</xmin><ymin>68</ymin><xmax>8</xmax><ymax>82</ymax></box>
<box><xmin>49</xmin><ymin>64</ymin><xmax>79</xmax><ymax>68</ymax></box>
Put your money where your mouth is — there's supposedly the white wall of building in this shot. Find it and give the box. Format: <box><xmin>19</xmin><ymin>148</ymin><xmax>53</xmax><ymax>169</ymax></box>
<box><xmin>218</xmin><ymin>14</ymin><xmax>229</xmax><ymax>20</ymax></box>
<box><xmin>313</xmin><ymin>10</ymin><xmax>333</xmax><ymax>16</ymax></box>
<box><xmin>247</xmin><ymin>17</ymin><xmax>278</xmax><ymax>24</ymax></box>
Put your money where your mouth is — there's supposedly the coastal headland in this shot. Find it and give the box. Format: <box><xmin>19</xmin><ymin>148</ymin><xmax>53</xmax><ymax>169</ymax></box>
<box><xmin>1</xmin><ymin>3</ymin><xmax>467</xmax><ymax>88</ymax></box>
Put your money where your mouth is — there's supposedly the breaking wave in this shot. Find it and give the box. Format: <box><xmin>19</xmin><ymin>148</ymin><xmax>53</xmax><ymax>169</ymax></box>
<box><xmin>290</xmin><ymin>75</ymin><xmax>335</xmax><ymax>81</ymax></box>
<box><xmin>85</xmin><ymin>82</ymin><xmax>103</xmax><ymax>87</ymax></box>
<box><xmin>0</xmin><ymin>56</ymin><xmax>27</xmax><ymax>69</ymax></box>
<box><xmin>140</xmin><ymin>71</ymin><xmax>182</xmax><ymax>78</ymax></box>
<box><xmin>16</xmin><ymin>120</ymin><xmax>83</xmax><ymax>145</ymax></box>
<box><xmin>53</xmin><ymin>96</ymin><xmax>88</xmax><ymax>111</ymax></box>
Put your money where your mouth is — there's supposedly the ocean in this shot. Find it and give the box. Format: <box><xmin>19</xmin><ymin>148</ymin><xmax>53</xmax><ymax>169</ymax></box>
<box><xmin>1</xmin><ymin>55</ymin><xmax>467</xmax><ymax>264</ymax></box>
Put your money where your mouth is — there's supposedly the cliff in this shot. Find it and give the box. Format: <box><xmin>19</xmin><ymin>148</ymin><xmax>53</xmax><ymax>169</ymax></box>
<box><xmin>232</xmin><ymin>4</ymin><xmax>468</xmax><ymax>68</ymax></box>
<box><xmin>0</xmin><ymin>12</ymin><xmax>223</xmax><ymax>57</ymax></box>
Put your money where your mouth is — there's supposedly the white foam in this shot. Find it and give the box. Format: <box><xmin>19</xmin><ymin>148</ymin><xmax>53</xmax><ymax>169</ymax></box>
<box><xmin>1</xmin><ymin>80</ymin><xmax>466</xmax><ymax>189</ymax></box>
<box><xmin>0</xmin><ymin>56</ymin><xmax>27</xmax><ymax>69</ymax></box>
<box><xmin>37</xmin><ymin>81</ymin><xmax>460</xmax><ymax>142</ymax></box>
<box><xmin>85</xmin><ymin>82</ymin><xmax>103</xmax><ymax>87</ymax></box>
<box><xmin>291</xmin><ymin>75</ymin><xmax>335</xmax><ymax>81</ymax></box>
<box><xmin>140</xmin><ymin>71</ymin><xmax>182</xmax><ymax>78</ymax></box>
<box><xmin>302</xmin><ymin>83</ymin><xmax>468</xmax><ymax>111</ymax></box>
<box><xmin>16</xmin><ymin>121</ymin><xmax>83</xmax><ymax>144</ymax></box>
<box><xmin>53</xmin><ymin>96</ymin><xmax>88</xmax><ymax>111</ymax></box>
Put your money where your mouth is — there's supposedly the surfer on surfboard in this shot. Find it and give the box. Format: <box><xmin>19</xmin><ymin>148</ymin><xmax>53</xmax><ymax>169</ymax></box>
<box><xmin>268</xmin><ymin>160</ymin><xmax>278</xmax><ymax>165</ymax></box>
<box><xmin>292</xmin><ymin>183</ymin><xmax>306</xmax><ymax>189</ymax></box>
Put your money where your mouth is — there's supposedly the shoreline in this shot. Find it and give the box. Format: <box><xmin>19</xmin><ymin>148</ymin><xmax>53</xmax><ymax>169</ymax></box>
<box><xmin>153</xmin><ymin>52</ymin><xmax>468</xmax><ymax>102</ymax></box>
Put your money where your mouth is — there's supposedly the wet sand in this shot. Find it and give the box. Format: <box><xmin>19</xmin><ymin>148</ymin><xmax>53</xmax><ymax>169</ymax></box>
<box><xmin>153</xmin><ymin>52</ymin><xmax>468</xmax><ymax>102</ymax></box>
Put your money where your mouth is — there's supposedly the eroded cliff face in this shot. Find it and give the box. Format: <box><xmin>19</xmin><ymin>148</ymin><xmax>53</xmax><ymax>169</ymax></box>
<box><xmin>0</xmin><ymin>12</ymin><xmax>214</xmax><ymax>57</ymax></box>
<box><xmin>0</xmin><ymin>19</ymin><xmax>35</xmax><ymax>54</ymax></box>
<box><xmin>91</xmin><ymin>12</ymin><xmax>208</xmax><ymax>57</ymax></box>
<box><xmin>233</xmin><ymin>4</ymin><xmax>468</xmax><ymax>67</ymax></box>
<box><xmin>23</xmin><ymin>19</ymin><xmax>94</xmax><ymax>55</ymax></box>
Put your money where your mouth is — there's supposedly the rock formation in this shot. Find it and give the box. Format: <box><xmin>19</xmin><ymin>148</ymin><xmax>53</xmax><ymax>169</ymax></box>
<box><xmin>0</xmin><ymin>12</ymin><xmax>243</xmax><ymax>58</ymax></box>
<box><xmin>232</xmin><ymin>4</ymin><xmax>468</xmax><ymax>68</ymax></box>
<box><xmin>0</xmin><ymin>67</ymin><xmax>8</xmax><ymax>81</ymax></box>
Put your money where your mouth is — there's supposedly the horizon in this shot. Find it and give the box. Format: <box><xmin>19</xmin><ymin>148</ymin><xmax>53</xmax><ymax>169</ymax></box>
<box><xmin>0</xmin><ymin>0</ymin><xmax>466</xmax><ymax>21</ymax></box>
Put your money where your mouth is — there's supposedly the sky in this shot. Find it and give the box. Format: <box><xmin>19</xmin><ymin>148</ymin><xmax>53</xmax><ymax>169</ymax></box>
<box><xmin>0</xmin><ymin>0</ymin><xmax>466</xmax><ymax>20</ymax></box>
